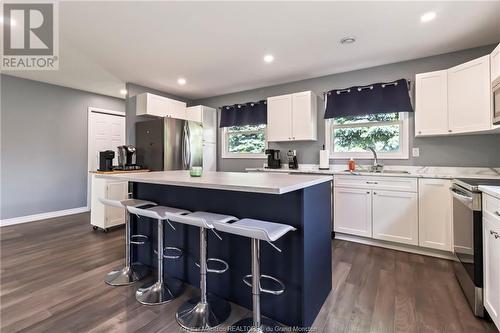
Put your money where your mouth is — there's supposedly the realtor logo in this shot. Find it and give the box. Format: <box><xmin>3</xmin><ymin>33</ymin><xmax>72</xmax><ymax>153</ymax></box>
<box><xmin>1</xmin><ymin>1</ymin><xmax>59</xmax><ymax>70</ymax></box>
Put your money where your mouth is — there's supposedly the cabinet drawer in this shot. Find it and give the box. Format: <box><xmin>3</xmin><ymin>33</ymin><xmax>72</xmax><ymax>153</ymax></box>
<box><xmin>334</xmin><ymin>175</ymin><xmax>417</xmax><ymax>192</ymax></box>
<box><xmin>484</xmin><ymin>194</ymin><xmax>500</xmax><ymax>224</ymax></box>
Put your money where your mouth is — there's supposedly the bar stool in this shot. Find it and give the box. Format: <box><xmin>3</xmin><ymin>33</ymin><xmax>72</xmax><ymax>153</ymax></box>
<box><xmin>168</xmin><ymin>211</ymin><xmax>238</xmax><ymax>331</ymax></box>
<box><xmin>213</xmin><ymin>218</ymin><xmax>296</xmax><ymax>333</ymax></box>
<box><xmin>98</xmin><ymin>198</ymin><xmax>157</xmax><ymax>286</ymax></box>
<box><xmin>127</xmin><ymin>205</ymin><xmax>190</xmax><ymax>305</ymax></box>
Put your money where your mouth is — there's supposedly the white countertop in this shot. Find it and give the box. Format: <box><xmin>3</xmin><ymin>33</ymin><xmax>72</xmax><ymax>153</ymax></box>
<box><xmin>246</xmin><ymin>164</ymin><xmax>500</xmax><ymax>180</ymax></box>
<box><xmin>96</xmin><ymin>170</ymin><xmax>332</xmax><ymax>195</ymax></box>
<box><xmin>479</xmin><ymin>186</ymin><xmax>500</xmax><ymax>200</ymax></box>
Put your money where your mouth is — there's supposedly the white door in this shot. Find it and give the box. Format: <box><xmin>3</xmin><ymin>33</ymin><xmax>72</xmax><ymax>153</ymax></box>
<box><xmin>291</xmin><ymin>91</ymin><xmax>313</xmax><ymax>140</ymax></box>
<box><xmin>202</xmin><ymin>107</ymin><xmax>217</xmax><ymax>143</ymax></box>
<box><xmin>203</xmin><ymin>142</ymin><xmax>217</xmax><ymax>171</ymax></box>
<box><xmin>418</xmin><ymin>179</ymin><xmax>453</xmax><ymax>251</ymax></box>
<box><xmin>415</xmin><ymin>70</ymin><xmax>449</xmax><ymax>136</ymax></box>
<box><xmin>448</xmin><ymin>55</ymin><xmax>491</xmax><ymax>134</ymax></box>
<box><xmin>483</xmin><ymin>212</ymin><xmax>500</xmax><ymax>329</ymax></box>
<box><xmin>267</xmin><ymin>94</ymin><xmax>292</xmax><ymax>141</ymax></box>
<box><xmin>167</xmin><ymin>99</ymin><xmax>187</xmax><ymax>119</ymax></box>
<box><xmin>105</xmin><ymin>181</ymin><xmax>128</xmax><ymax>227</ymax></box>
<box><xmin>87</xmin><ymin>109</ymin><xmax>126</xmax><ymax>206</ymax></box>
<box><xmin>334</xmin><ymin>187</ymin><xmax>372</xmax><ymax>237</ymax></box>
<box><xmin>185</xmin><ymin>105</ymin><xmax>203</xmax><ymax>122</ymax></box>
<box><xmin>372</xmin><ymin>190</ymin><xmax>418</xmax><ymax>245</ymax></box>
<box><xmin>491</xmin><ymin>43</ymin><xmax>500</xmax><ymax>83</ymax></box>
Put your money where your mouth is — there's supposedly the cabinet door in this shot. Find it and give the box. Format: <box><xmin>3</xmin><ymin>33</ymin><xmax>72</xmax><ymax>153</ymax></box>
<box><xmin>491</xmin><ymin>43</ymin><xmax>500</xmax><ymax>84</ymax></box>
<box><xmin>202</xmin><ymin>142</ymin><xmax>216</xmax><ymax>171</ymax></box>
<box><xmin>185</xmin><ymin>105</ymin><xmax>202</xmax><ymax>122</ymax></box>
<box><xmin>333</xmin><ymin>187</ymin><xmax>372</xmax><ymax>237</ymax></box>
<box><xmin>448</xmin><ymin>55</ymin><xmax>491</xmax><ymax>133</ymax></box>
<box><xmin>373</xmin><ymin>190</ymin><xmax>418</xmax><ymax>245</ymax></box>
<box><xmin>291</xmin><ymin>91</ymin><xmax>317</xmax><ymax>141</ymax></box>
<box><xmin>148</xmin><ymin>94</ymin><xmax>168</xmax><ymax>117</ymax></box>
<box><xmin>418</xmin><ymin>179</ymin><xmax>453</xmax><ymax>251</ymax></box>
<box><xmin>167</xmin><ymin>99</ymin><xmax>187</xmax><ymax>120</ymax></box>
<box><xmin>202</xmin><ymin>107</ymin><xmax>217</xmax><ymax>143</ymax></box>
<box><xmin>105</xmin><ymin>181</ymin><xmax>128</xmax><ymax>227</ymax></box>
<box><xmin>267</xmin><ymin>94</ymin><xmax>292</xmax><ymax>141</ymax></box>
<box><xmin>483</xmin><ymin>213</ymin><xmax>500</xmax><ymax>329</ymax></box>
<box><xmin>415</xmin><ymin>70</ymin><xmax>449</xmax><ymax>136</ymax></box>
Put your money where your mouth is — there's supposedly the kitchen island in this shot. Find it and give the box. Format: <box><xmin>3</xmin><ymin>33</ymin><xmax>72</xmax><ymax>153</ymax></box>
<box><xmin>96</xmin><ymin>171</ymin><xmax>333</xmax><ymax>328</ymax></box>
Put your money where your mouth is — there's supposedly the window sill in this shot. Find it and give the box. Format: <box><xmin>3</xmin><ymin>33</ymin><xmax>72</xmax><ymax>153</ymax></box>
<box><xmin>330</xmin><ymin>153</ymin><xmax>409</xmax><ymax>160</ymax></box>
<box><xmin>222</xmin><ymin>154</ymin><xmax>267</xmax><ymax>159</ymax></box>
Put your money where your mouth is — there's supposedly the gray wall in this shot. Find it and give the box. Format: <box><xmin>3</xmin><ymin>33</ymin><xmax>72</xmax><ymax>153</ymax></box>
<box><xmin>1</xmin><ymin>75</ymin><xmax>125</xmax><ymax>219</ymax></box>
<box><xmin>193</xmin><ymin>45</ymin><xmax>500</xmax><ymax>172</ymax></box>
<box><xmin>125</xmin><ymin>82</ymin><xmax>191</xmax><ymax>145</ymax></box>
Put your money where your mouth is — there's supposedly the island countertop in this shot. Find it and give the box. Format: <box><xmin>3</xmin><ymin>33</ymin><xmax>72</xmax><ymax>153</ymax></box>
<box><xmin>97</xmin><ymin>170</ymin><xmax>332</xmax><ymax>194</ymax></box>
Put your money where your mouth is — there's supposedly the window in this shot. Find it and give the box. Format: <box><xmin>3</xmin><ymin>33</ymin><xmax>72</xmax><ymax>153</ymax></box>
<box><xmin>325</xmin><ymin>112</ymin><xmax>409</xmax><ymax>159</ymax></box>
<box><xmin>222</xmin><ymin>124</ymin><xmax>267</xmax><ymax>158</ymax></box>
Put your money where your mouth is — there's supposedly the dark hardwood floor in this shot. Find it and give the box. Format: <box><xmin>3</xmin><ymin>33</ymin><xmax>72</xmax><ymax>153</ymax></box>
<box><xmin>0</xmin><ymin>213</ymin><xmax>496</xmax><ymax>332</ymax></box>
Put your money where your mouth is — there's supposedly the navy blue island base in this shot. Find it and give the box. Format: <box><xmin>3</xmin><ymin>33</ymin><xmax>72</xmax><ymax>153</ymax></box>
<box><xmin>130</xmin><ymin>180</ymin><xmax>332</xmax><ymax>328</ymax></box>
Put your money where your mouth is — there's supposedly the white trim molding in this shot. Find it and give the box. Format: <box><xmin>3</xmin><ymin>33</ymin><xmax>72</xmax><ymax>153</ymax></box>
<box><xmin>325</xmin><ymin>112</ymin><xmax>410</xmax><ymax>160</ymax></box>
<box><xmin>1</xmin><ymin>207</ymin><xmax>89</xmax><ymax>227</ymax></box>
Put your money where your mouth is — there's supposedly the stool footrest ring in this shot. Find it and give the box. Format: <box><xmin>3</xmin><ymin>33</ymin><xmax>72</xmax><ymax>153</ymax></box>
<box><xmin>130</xmin><ymin>234</ymin><xmax>148</xmax><ymax>245</ymax></box>
<box><xmin>242</xmin><ymin>274</ymin><xmax>286</xmax><ymax>295</ymax></box>
<box><xmin>195</xmin><ymin>258</ymin><xmax>229</xmax><ymax>274</ymax></box>
<box><xmin>154</xmin><ymin>246</ymin><xmax>183</xmax><ymax>259</ymax></box>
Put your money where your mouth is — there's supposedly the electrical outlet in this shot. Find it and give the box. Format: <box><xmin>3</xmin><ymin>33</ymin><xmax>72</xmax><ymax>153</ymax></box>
<box><xmin>412</xmin><ymin>147</ymin><xmax>420</xmax><ymax>157</ymax></box>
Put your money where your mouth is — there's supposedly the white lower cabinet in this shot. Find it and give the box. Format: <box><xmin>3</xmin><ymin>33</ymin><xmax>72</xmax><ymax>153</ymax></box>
<box><xmin>372</xmin><ymin>190</ymin><xmax>418</xmax><ymax>245</ymax></box>
<box><xmin>334</xmin><ymin>187</ymin><xmax>372</xmax><ymax>237</ymax></box>
<box><xmin>483</xmin><ymin>194</ymin><xmax>500</xmax><ymax>330</ymax></box>
<box><xmin>418</xmin><ymin>179</ymin><xmax>453</xmax><ymax>251</ymax></box>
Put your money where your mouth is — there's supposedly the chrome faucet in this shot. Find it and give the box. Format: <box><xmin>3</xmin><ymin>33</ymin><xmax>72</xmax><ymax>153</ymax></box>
<box><xmin>367</xmin><ymin>147</ymin><xmax>383</xmax><ymax>172</ymax></box>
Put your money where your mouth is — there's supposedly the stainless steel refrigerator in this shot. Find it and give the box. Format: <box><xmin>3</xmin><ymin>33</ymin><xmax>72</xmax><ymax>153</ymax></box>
<box><xmin>135</xmin><ymin>118</ymin><xmax>203</xmax><ymax>171</ymax></box>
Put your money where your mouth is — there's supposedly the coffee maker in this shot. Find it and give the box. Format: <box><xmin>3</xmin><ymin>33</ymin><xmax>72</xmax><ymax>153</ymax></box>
<box><xmin>287</xmin><ymin>150</ymin><xmax>298</xmax><ymax>169</ymax></box>
<box><xmin>116</xmin><ymin>145</ymin><xmax>141</xmax><ymax>170</ymax></box>
<box><xmin>265</xmin><ymin>149</ymin><xmax>281</xmax><ymax>169</ymax></box>
<box><xmin>98</xmin><ymin>150</ymin><xmax>115</xmax><ymax>171</ymax></box>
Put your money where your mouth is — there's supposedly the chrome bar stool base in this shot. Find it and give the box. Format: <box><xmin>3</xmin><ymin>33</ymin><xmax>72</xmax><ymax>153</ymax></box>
<box><xmin>176</xmin><ymin>294</ymin><xmax>231</xmax><ymax>331</ymax></box>
<box><xmin>135</xmin><ymin>276</ymin><xmax>184</xmax><ymax>305</ymax></box>
<box><xmin>104</xmin><ymin>263</ymin><xmax>150</xmax><ymax>286</ymax></box>
<box><xmin>231</xmin><ymin>317</ymin><xmax>285</xmax><ymax>333</ymax></box>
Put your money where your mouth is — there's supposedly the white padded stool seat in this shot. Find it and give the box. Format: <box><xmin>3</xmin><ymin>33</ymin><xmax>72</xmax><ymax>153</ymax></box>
<box><xmin>169</xmin><ymin>211</ymin><xmax>238</xmax><ymax>229</ymax></box>
<box><xmin>99</xmin><ymin>198</ymin><xmax>156</xmax><ymax>209</ymax></box>
<box><xmin>213</xmin><ymin>218</ymin><xmax>296</xmax><ymax>242</ymax></box>
<box><xmin>127</xmin><ymin>205</ymin><xmax>190</xmax><ymax>220</ymax></box>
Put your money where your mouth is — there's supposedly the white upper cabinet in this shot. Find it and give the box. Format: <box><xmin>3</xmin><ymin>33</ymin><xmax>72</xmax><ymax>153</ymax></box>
<box><xmin>415</xmin><ymin>55</ymin><xmax>493</xmax><ymax>137</ymax></box>
<box><xmin>418</xmin><ymin>179</ymin><xmax>453</xmax><ymax>251</ymax></box>
<box><xmin>491</xmin><ymin>43</ymin><xmax>500</xmax><ymax>84</ymax></box>
<box><xmin>415</xmin><ymin>70</ymin><xmax>448</xmax><ymax>136</ymax></box>
<box><xmin>267</xmin><ymin>91</ymin><xmax>317</xmax><ymax>141</ymax></box>
<box><xmin>448</xmin><ymin>55</ymin><xmax>491</xmax><ymax>133</ymax></box>
<box><xmin>136</xmin><ymin>93</ymin><xmax>187</xmax><ymax>119</ymax></box>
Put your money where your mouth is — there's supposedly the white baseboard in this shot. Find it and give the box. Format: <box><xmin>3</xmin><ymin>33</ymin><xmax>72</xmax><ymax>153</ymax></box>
<box><xmin>335</xmin><ymin>233</ymin><xmax>457</xmax><ymax>261</ymax></box>
<box><xmin>0</xmin><ymin>207</ymin><xmax>90</xmax><ymax>227</ymax></box>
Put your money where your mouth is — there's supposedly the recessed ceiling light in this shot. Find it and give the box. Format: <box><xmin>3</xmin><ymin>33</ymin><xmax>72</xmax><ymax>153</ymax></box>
<box><xmin>420</xmin><ymin>11</ymin><xmax>436</xmax><ymax>23</ymax></box>
<box><xmin>120</xmin><ymin>89</ymin><xmax>127</xmax><ymax>95</ymax></box>
<box><xmin>340</xmin><ymin>37</ymin><xmax>356</xmax><ymax>45</ymax></box>
<box><xmin>263</xmin><ymin>54</ymin><xmax>274</xmax><ymax>63</ymax></box>
<box><xmin>177</xmin><ymin>77</ymin><xmax>187</xmax><ymax>85</ymax></box>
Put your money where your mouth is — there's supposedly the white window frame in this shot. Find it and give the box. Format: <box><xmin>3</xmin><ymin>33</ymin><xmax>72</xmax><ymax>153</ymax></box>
<box><xmin>221</xmin><ymin>126</ymin><xmax>268</xmax><ymax>159</ymax></box>
<box><xmin>324</xmin><ymin>112</ymin><xmax>409</xmax><ymax>159</ymax></box>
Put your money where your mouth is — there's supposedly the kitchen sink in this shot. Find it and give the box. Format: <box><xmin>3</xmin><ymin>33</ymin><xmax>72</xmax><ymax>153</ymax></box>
<box><xmin>343</xmin><ymin>169</ymin><xmax>411</xmax><ymax>174</ymax></box>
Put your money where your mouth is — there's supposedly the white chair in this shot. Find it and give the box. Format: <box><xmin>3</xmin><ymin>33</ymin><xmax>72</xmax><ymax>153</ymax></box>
<box><xmin>213</xmin><ymin>218</ymin><xmax>296</xmax><ymax>333</ymax></box>
<box><xmin>168</xmin><ymin>211</ymin><xmax>238</xmax><ymax>331</ymax></box>
<box><xmin>98</xmin><ymin>198</ymin><xmax>156</xmax><ymax>286</ymax></box>
<box><xmin>127</xmin><ymin>205</ymin><xmax>190</xmax><ymax>305</ymax></box>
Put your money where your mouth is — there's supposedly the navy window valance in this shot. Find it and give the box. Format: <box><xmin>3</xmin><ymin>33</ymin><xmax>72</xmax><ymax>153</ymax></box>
<box><xmin>324</xmin><ymin>79</ymin><xmax>413</xmax><ymax>119</ymax></box>
<box><xmin>219</xmin><ymin>100</ymin><xmax>267</xmax><ymax>128</ymax></box>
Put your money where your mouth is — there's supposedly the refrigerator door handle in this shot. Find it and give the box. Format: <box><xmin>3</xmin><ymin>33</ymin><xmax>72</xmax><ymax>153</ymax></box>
<box><xmin>185</xmin><ymin>123</ymin><xmax>191</xmax><ymax>168</ymax></box>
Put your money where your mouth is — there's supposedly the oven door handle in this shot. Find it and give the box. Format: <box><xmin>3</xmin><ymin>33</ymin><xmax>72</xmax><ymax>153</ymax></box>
<box><xmin>450</xmin><ymin>187</ymin><xmax>473</xmax><ymax>204</ymax></box>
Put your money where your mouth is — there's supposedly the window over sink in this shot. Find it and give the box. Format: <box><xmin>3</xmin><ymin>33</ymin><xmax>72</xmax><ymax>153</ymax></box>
<box><xmin>221</xmin><ymin>124</ymin><xmax>267</xmax><ymax>159</ymax></box>
<box><xmin>325</xmin><ymin>112</ymin><xmax>409</xmax><ymax>159</ymax></box>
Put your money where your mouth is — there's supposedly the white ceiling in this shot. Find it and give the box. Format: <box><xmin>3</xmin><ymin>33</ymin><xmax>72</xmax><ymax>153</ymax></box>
<box><xmin>5</xmin><ymin>1</ymin><xmax>500</xmax><ymax>100</ymax></box>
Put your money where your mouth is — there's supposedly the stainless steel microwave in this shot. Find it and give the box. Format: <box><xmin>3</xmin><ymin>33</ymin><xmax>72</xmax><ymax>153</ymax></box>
<box><xmin>494</xmin><ymin>76</ymin><xmax>500</xmax><ymax>125</ymax></box>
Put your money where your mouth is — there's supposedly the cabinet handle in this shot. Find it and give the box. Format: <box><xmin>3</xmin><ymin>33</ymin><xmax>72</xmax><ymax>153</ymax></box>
<box><xmin>495</xmin><ymin>211</ymin><xmax>500</xmax><ymax>217</ymax></box>
<box><xmin>448</xmin><ymin>129</ymin><xmax>452</xmax><ymax>133</ymax></box>
<box><xmin>418</xmin><ymin>131</ymin><xmax>422</xmax><ymax>134</ymax></box>
<box><xmin>373</xmin><ymin>192</ymin><xmax>377</xmax><ymax>195</ymax></box>
<box><xmin>366</xmin><ymin>181</ymin><xmax>378</xmax><ymax>184</ymax></box>
<box><xmin>490</xmin><ymin>230</ymin><xmax>500</xmax><ymax>239</ymax></box>
<box><xmin>293</xmin><ymin>136</ymin><xmax>295</xmax><ymax>139</ymax></box>
<box><xmin>366</xmin><ymin>191</ymin><xmax>370</xmax><ymax>194</ymax></box>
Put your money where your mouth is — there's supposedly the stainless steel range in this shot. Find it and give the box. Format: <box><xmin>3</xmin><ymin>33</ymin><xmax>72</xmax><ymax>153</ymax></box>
<box><xmin>451</xmin><ymin>178</ymin><xmax>500</xmax><ymax>317</ymax></box>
